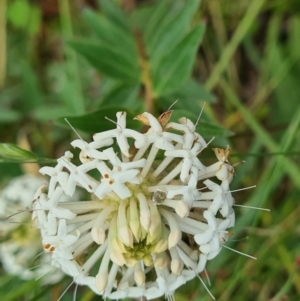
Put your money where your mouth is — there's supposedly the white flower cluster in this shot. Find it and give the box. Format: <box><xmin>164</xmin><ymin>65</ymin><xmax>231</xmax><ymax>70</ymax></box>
<box><xmin>32</xmin><ymin>111</ymin><xmax>238</xmax><ymax>299</ymax></box>
<box><xmin>0</xmin><ymin>175</ymin><xmax>63</xmax><ymax>283</ymax></box>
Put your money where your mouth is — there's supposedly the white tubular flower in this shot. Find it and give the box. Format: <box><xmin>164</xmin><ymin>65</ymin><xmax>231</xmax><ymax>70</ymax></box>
<box><xmin>0</xmin><ymin>174</ymin><xmax>63</xmax><ymax>284</ymax></box>
<box><xmin>166</xmin><ymin>117</ymin><xmax>207</xmax><ymax>150</ymax></box>
<box><xmin>165</xmin><ymin>142</ymin><xmax>206</xmax><ymax>182</ymax></box>
<box><xmin>32</xmin><ymin>110</ymin><xmax>247</xmax><ymax>300</ymax></box>
<box><xmin>43</xmin><ymin>219</ymin><xmax>79</xmax><ymax>259</ymax></box>
<box><xmin>135</xmin><ymin>112</ymin><xmax>184</xmax><ymax>151</ymax></box>
<box><xmin>39</xmin><ymin>151</ymin><xmax>74</xmax><ymax>197</ymax></box>
<box><xmin>93</xmin><ymin>112</ymin><xmax>147</xmax><ymax>157</ymax></box>
<box><xmin>71</xmin><ymin>139</ymin><xmax>112</xmax><ymax>163</ymax></box>
<box><xmin>194</xmin><ymin>210</ymin><xmax>232</xmax><ymax>259</ymax></box>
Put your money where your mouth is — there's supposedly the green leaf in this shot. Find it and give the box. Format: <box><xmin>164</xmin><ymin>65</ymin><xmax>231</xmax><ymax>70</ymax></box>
<box><xmin>101</xmin><ymin>83</ymin><xmax>140</xmax><ymax>108</ymax></box>
<box><xmin>100</xmin><ymin>0</ymin><xmax>130</xmax><ymax>30</ymax></box>
<box><xmin>82</xmin><ymin>9</ymin><xmax>139</xmax><ymax>63</ymax></box>
<box><xmin>56</xmin><ymin>106</ymin><xmax>143</xmax><ymax>133</ymax></box>
<box><xmin>162</xmin><ymin>78</ymin><xmax>215</xmax><ymax>109</ymax></box>
<box><xmin>171</xmin><ymin>110</ymin><xmax>234</xmax><ymax>138</ymax></box>
<box><xmin>69</xmin><ymin>40</ymin><xmax>140</xmax><ymax>83</ymax></box>
<box><xmin>144</xmin><ymin>0</ymin><xmax>174</xmax><ymax>48</ymax></box>
<box><xmin>150</xmin><ymin>0</ymin><xmax>201</xmax><ymax>66</ymax></box>
<box><xmin>0</xmin><ymin>144</ymin><xmax>54</xmax><ymax>164</ymax></box>
<box><xmin>153</xmin><ymin>24</ymin><xmax>205</xmax><ymax>97</ymax></box>
<box><xmin>0</xmin><ymin>144</ymin><xmax>37</xmax><ymax>161</ymax></box>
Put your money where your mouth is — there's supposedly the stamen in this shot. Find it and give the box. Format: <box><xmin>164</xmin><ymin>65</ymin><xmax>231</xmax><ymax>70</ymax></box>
<box><xmin>57</xmin><ymin>280</ymin><xmax>75</xmax><ymax>301</ymax></box>
<box><xmin>227</xmin><ymin>185</ymin><xmax>256</xmax><ymax>193</ymax></box>
<box><xmin>233</xmin><ymin>204</ymin><xmax>270</xmax><ymax>211</ymax></box>
<box><xmin>204</xmin><ymin>269</ymin><xmax>211</xmax><ymax>286</ymax></box>
<box><xmin>65</xmin><ymin>118</ymin><xmax>83</xmax><ymax>141</ymax></box>
<box><xmin>196</xmin><ymin>274</ymin><xmax>215</xmax><ymax>300</ymax></box>
<box><xmin>196</xmin><ymin>102</ymin><xmax>206</xmax><ymax>126</ymax></box>
<box><xmin>73</xmin><ymin>284</ymin><xmax>79</xmax><ymax>301</ymax></box>
<box><xmin>223</xmin><ymin>244</ymin><xmax>257</xmax><ymax>260</ymax></box>
<box><xmin>105</xmin><ymin>116</ymin><xmax>122</xmax><ymax>130</ymax></box>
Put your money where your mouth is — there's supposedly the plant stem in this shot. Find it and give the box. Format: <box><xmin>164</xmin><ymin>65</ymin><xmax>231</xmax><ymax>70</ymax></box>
<box><xmin>135</xmin><ymin>31</ymin><xmax>154</xmax><ymax>114</ymax></box>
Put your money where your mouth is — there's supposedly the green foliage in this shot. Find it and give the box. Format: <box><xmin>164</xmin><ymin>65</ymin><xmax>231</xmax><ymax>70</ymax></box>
<box><xmin>69</xmin><ymin>40</ymin><xmax>140</xmax><ymax>83</ymax></box>
<box><xmin>0</xmin><ymin>143</ymin><xmax>53</xmax><ymax>164</ymax></box>
<box><xmin>152</xmin><ymin>24</ymin><xmax>205</xmax><ymax>96</ymax></box>
<box><xmin>68</xmin><ymin>0</ymin><xmax>211</xmax><ymax>116</ymax></box>
<box><xmin>0</xmin><ymin>143</ymin><xmax>37</xmax><ymax>162</ymax></box>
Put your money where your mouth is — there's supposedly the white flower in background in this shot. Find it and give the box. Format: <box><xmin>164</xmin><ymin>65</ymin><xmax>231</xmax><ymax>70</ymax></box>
<box><xmin>32</xmin><ymin>110</ymin><xmax>243</xmax><ymax>299</ymax></box>
<box><xmin>0</xmin><ymin>174</ymin><xmax>63</xmax><ymax>283</ymax></box>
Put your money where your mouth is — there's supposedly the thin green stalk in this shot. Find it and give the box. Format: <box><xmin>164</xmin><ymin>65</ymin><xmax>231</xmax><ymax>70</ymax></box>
<box><xmin>205</xmin><ymin>0</ymin><xmax>266</xmax><ymax>91</ymax></box>
<box><xmin>59</xmin><ymin>0</ymin><xmax>85</xmax><ymax>114</ymax></box>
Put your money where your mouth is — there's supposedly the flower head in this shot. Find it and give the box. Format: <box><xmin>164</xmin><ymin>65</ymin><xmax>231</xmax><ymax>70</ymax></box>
<box><xmin>0</xmin><ymin>175</ymin><xmax>63</xmax><ymax>283</ymax></box>
<box><xmin>33</xmin><ymin>110</ymin><xmax>241</xmax><ymax>299</ymax></box>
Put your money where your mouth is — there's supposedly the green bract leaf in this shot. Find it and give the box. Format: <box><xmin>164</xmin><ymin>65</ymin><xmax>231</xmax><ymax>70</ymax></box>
<box><xmin>69</xmin><ymin>40</ymin><xmax>140</xmax><ymax>83</ymax></box>
<box><xmin>0</xmin><ymin>144</ymin><xmax>54</xmax><ymax>164</ymax></box>
<box><xmin>153</xmin><ymin>24</ymin><xmax>205</xmax><ymax>97</ymax></box>
<box><xmin>56</xmin><ymin>106</ymin><xmax>143</xmax><ymax>133</ymax></box>
<box><xmin>0</xmin><ymin>144</ymin><xmax>37</xmax><ymax>161</ymax></box>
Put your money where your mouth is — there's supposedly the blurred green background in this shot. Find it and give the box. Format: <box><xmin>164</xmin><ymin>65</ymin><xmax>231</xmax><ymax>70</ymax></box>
<box><xmin>0</xmin><ymin>0</ymin><xmax>299</xmax><ymax>300</ymax></box>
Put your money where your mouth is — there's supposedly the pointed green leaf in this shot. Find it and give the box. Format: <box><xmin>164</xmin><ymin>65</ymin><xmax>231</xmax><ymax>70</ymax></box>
<box><xmin>82</xmin><ymin>9</ymin><xmax>139</xmax><ymax>63</ymax></box>
<box><xmin>69</xmin><ymin>40</ymin><xmax>140</xmax><ymax>83</ymax></box>
<box><xmin>0</xmin><ymin>144</ymin><xmax>54</xmax><ymax>164</ymax></box>
<box><xmin>150</xmin><ymin>0</ymin><xmax>201</xmax><ymax>66</ymax></box>
<box><xmin>144</xmin><ymin>0</ymin><xmax>172</xmax><ymax>45</ymax></box>
<box><xmin>102</xmin><ymin>83</ymin><xmax>140</xmax><ymax>108</ymax></box>
<box><xmin>100</xmin><ymin>0</ymin><xmax>130</xmax><ymax>30</ymax></box>
<box><xmin>153</xmin><ymin>24</ymin><xmax>205</xmax><ymax>97</ymax></box>
<box><xmin>0</xmin><ymin>144</ymin><xmax>37</xmax><ymax>161</ymax></box>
